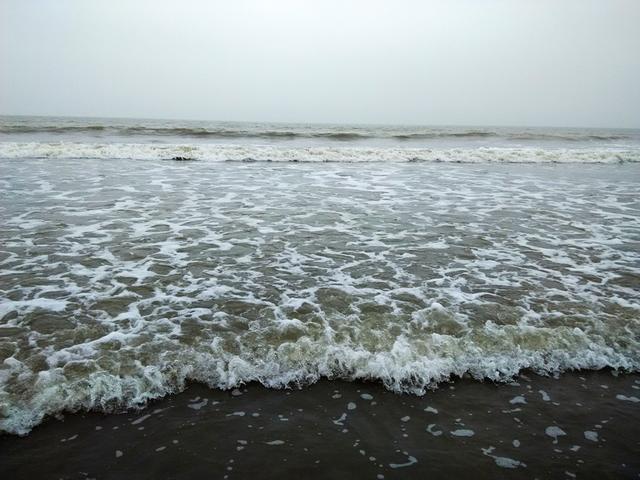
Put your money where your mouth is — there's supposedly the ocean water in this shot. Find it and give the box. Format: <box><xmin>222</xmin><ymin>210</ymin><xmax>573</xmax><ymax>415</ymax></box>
<box><xmin>2</xmin><ymin>115</ymin><xmax>640</xmax><ymax>163</ymax></box>
<box><xmin>1</xmin><ymin>116</ymin><xmax>639</xmax><ymax>435</ymax></box>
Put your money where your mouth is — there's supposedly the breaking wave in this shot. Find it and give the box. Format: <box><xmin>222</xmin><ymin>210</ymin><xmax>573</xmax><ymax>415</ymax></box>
<box><xmin>1</xmin><ymin>333</ymin><xmax>637</xmax><ymax>436</ymax></box>
<box><xmin>0</xmin><ymin>142</ymin><xmax>639</xmax><ymax>163</ymax></box>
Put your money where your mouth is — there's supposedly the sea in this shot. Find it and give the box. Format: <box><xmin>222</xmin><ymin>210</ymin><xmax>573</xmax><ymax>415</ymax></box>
<box><xmin>1</xmin><ymin>116</ymin><xmax>639</xmax><ymax>436</ymax></box>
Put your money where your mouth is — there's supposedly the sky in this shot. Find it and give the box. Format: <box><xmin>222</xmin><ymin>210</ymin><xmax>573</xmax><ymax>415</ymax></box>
<box><xmin>1</xmin><ymin>0</ymin><xmax>639</xmax><ymax>127</ymax></box>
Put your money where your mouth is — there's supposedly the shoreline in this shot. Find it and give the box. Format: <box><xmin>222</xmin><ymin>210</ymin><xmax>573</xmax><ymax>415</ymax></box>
<box><xmin>2</xmin><ymin>369</ymin><xmax>638</xmax><ymax>479</ymax></box>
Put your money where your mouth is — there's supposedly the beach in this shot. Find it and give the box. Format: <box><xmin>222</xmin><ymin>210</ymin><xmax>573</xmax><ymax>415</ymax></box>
<box><xmin>1</xmin><ymin>371</ymin><xmax>639</xmax><ymax>479</ymax></box>
<box><xmin>1</xmin><ymin>117</ymin><xmax>639</xmax><ymax>478</ymax></box>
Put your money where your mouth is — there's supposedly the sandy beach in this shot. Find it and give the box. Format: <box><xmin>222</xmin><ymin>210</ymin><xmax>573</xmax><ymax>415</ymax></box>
<box><xmin>1</xmin><ymin>370</ymin><xmax>638</xmax><ymax>479</ymax></box>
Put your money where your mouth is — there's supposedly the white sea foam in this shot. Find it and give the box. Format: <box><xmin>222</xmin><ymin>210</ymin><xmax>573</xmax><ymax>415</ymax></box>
<box><xmin>0</xmin><ymin>298</ymin><xmax>67</xmax><ymax>318</ymax></box>
<box><xmin>584</xmin><ymin>431</ymin><xmax>599</xmax><ymax>442</ymax></box>
<box><xmin>1</xmin><ymin>141</ymin><xmax>639</xmax><ymax>163</ymax></box>
<box><xmin>451</xmin><ymin>429</ymin><xmax>475</xmax><ymax>437</ymax></box>
<box><xmin>615</xmin><ymin>394</ymin><xmax>639</xmax><ymax>403</ymax></box>
<box><xmin>481</xmin><ymin>447</ymin><xmax>526</xmax><ymax>469</ymax></box>
<box><xmin>389</xmin><ymin>454</ymin><xmax>418</xmax><ymax>469</ymax></box>
<box><xmin>188</xmin><ymin>398</ymin><xmax>208</xmax><ymax>410</ymax></box>
<box><xmin>0</xmin><ymin>158</ymin><xmax>638</xmax><ymax>435</ymax></box>
<box><xmin>265</xmin><ymin>440</ymin><xmax>285</xmax><ymax>445</ymax></box>
<box><xmin>545</xmin><ymin>426</ymin><xmax>567</xmax><ymax>444</ymax></box>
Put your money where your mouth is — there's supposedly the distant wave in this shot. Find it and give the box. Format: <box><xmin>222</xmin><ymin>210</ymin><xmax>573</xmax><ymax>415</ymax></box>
<box><xmin>0</xmin><ymin>124</ymin><xmax>632</xmax><ymax>142</ymax></box>
<box><xmin>392</xmin><ymin>132</ymin><xmax>630</xmax><ymax>141</ymax></box>
<box><xmin>0</xmin><ymin>125</ymin><xmax>371</xmax><ymax>140</ymax></box>
<box><xmin>508</xmin><ymin>133</ymin><xmax>631</xmax><ymax>141</ymax></box>
<box><xmin>393</xmin><ymin>131</ymin><xmax>498</xmax><ymax>140</ymax></box>
<box><xmin>0</xmin><ymin>142</ymin><xmax>638</xmax><ymax>163</ymax></box>
<box><xmin>1</xmin><ymin>125</ymin><xmax>108</xmax><ymax>134</ymax></box>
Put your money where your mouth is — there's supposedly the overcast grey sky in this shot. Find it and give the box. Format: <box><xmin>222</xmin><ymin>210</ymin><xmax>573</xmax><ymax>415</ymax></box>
<box><xmin>1</xmin><ymin>0</ymin><xmax>639</xmax><ymax>127</ymax></box>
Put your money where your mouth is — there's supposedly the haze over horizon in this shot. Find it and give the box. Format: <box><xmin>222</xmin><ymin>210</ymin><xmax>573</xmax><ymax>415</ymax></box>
<box><xmin>2</xmin><ymin>0</ymin><xmax>639</xmax><ymax>128</ymax></box>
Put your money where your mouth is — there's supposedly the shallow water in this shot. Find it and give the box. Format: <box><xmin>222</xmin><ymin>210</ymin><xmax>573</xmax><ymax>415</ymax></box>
<box><xmin>1</xmin><ymin>158</ymin><xmax>639</xmax><ymax>435</ymax></box>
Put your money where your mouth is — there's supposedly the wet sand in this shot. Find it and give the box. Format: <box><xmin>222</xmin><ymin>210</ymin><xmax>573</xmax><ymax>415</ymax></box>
<box><xmin>1</xmin><ymin>370</ymin><xmax>639</xmax><ymax>479</ymax></box>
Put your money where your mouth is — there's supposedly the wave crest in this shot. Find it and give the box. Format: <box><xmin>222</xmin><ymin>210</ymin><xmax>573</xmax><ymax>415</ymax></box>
<box><xmin>1</xmin><ymin>325</ymin><xmax>637</xmax><ymax>435</ymax></box>
<box><xmin>1</xmin><ymin>142</ymin><xmax>638</xmax><ymax>163</ymax></box>
<box><xmin>0</xmin><ymin>123</ymin><xmax>633</xmax><ymax>142</ymax></box>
